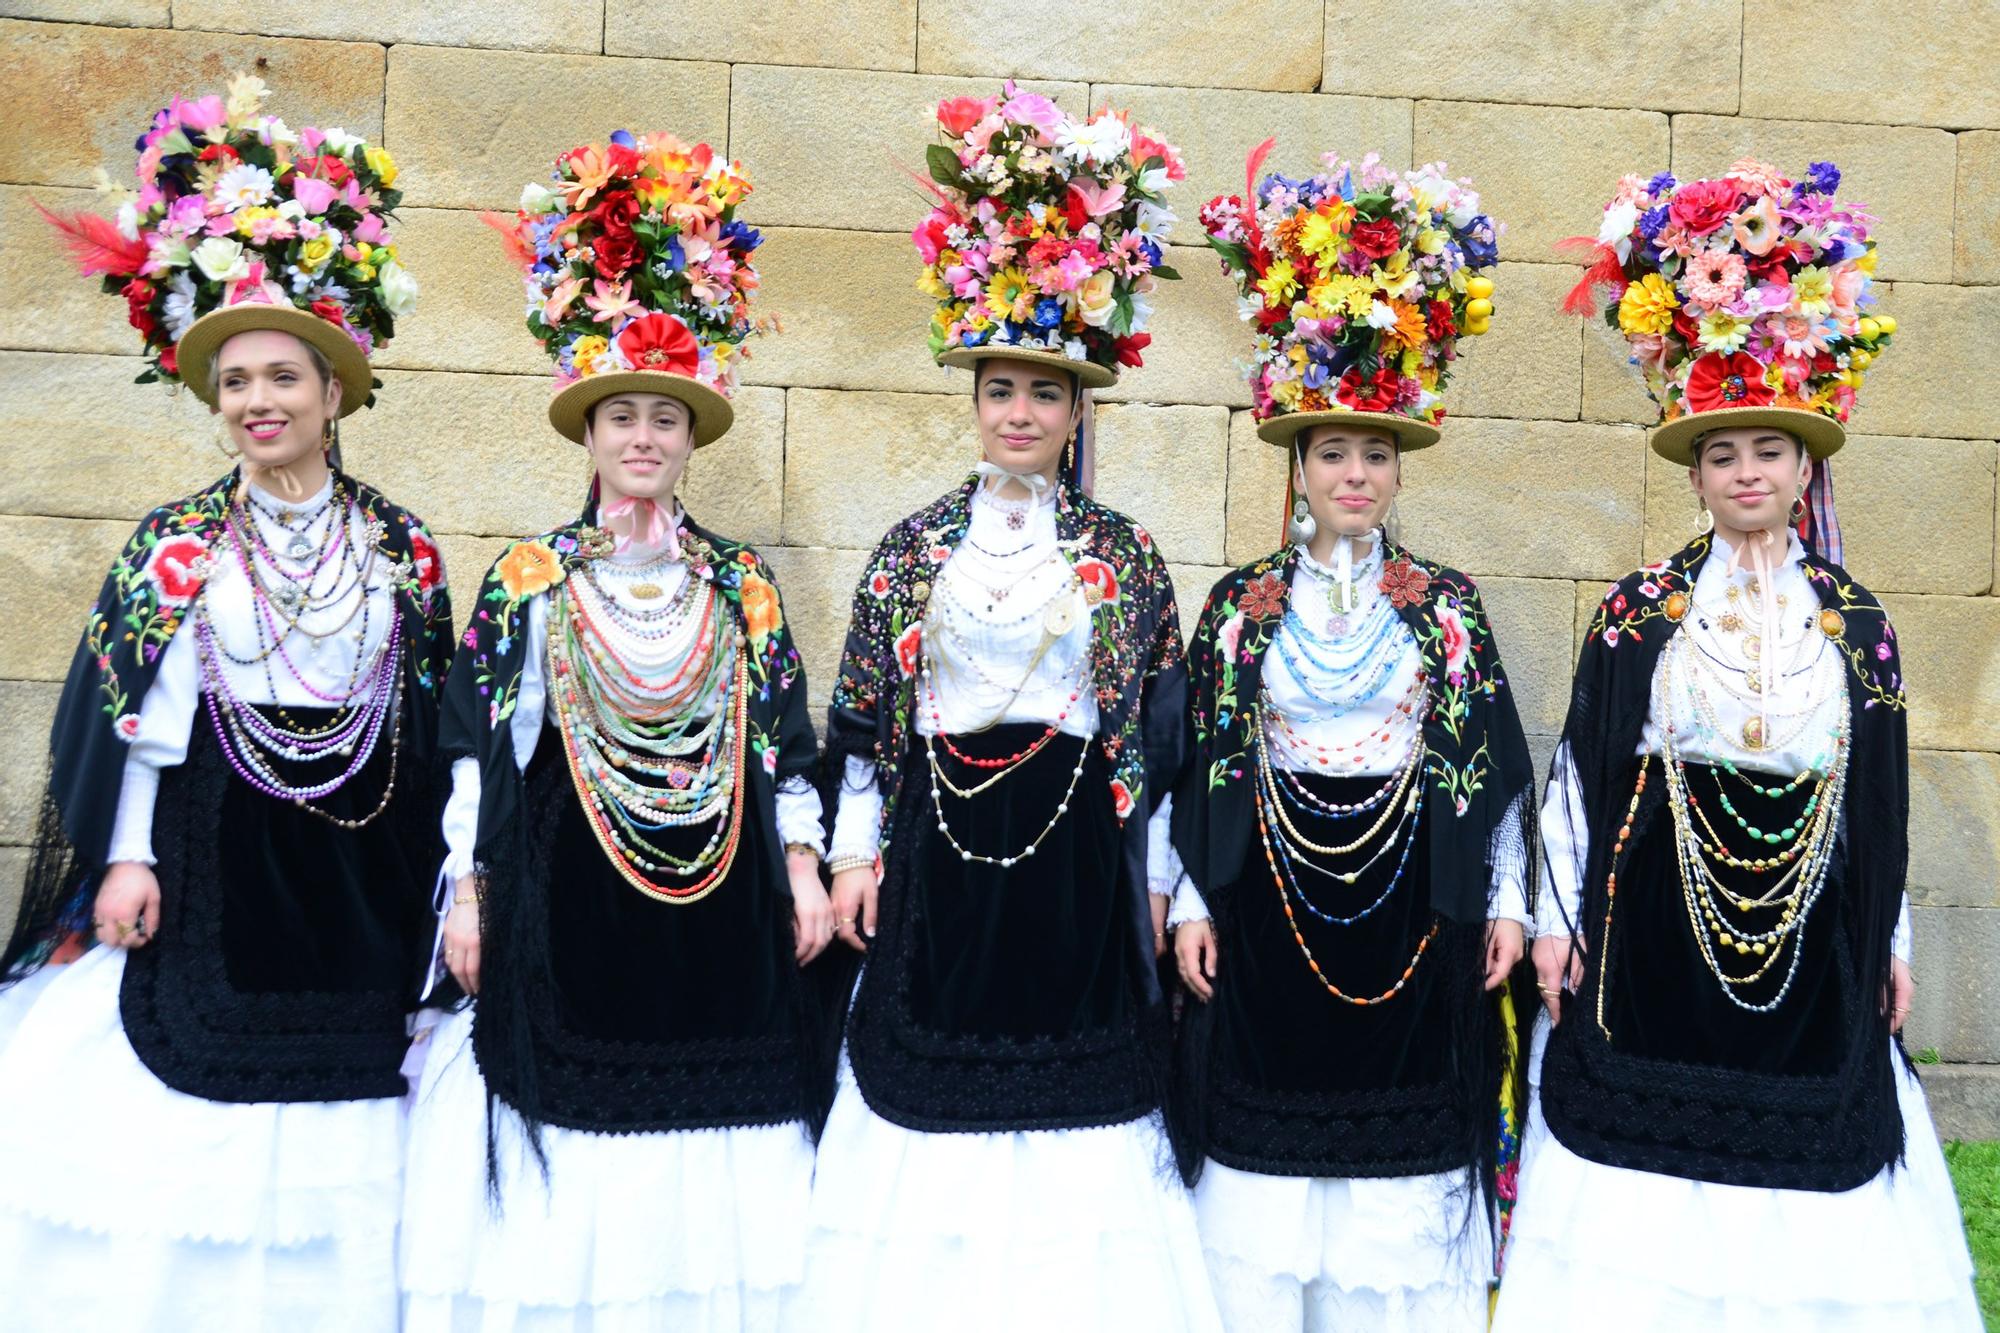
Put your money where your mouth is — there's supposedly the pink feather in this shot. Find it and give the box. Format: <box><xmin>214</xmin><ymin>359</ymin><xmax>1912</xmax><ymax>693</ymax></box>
<box><xmin>480</xmin><ymin>210</ymin><xmax>536</xmax><ymax>273</ymax></box>
<box><xmin>33</xmin><ymin>200</ymin><xmax>148</xmax><ymax>278</ymax></box>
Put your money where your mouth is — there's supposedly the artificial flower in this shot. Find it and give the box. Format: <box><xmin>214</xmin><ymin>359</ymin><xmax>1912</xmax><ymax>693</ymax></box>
<box><xmin>1731</xmin><ymin>195</ymin><xmax>1782</xmax><ymax>255</ymax></box>
<box><xmin>191</xmin><ymin>235</ymin><xmax>250</xmax><ymax>282</ymax></box>
<box><xmin>1682</xmin><ymin>351</ymin><xmax>1775</xmax><ymax>412</ymax></box>
<box><xmin>376</xmin><ymin>258</ymin><xmax>419</xmax><ymax>317</ymax></box>
<box><xmin>1683</xmin><ymin>249</ymin><xmax>1747</xmax><ymax>309</ymax></box>
<box><xmin>1666</xmin><ymin>178</ymin><xmax>1740</xmax><ymax>236</ymax></box>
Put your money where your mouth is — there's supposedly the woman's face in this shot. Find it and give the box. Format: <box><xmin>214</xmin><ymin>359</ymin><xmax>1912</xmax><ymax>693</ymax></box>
<box><xmin>1689</xmin><ymin>426</ymin><xmax>1810</xmax><ymax>536</ymax></box>
<box><xmin>974</xmin><ymin>357</ymin><xmax>1081</xmax><ymax>479</ymax></box>
<box><xmin>588</xmin><ymin>393</ymin><xmax>694</xmax><ymax>502</ymax></box>
<box><xmin>213</xmin><ymin>329</ymin><xmax>341</xmax><ymax>469</ymax></box>
<box><xmin>1296</xmin><ymin>425</ymin><xmax>1400</xmax><ymax>537</ymax></box>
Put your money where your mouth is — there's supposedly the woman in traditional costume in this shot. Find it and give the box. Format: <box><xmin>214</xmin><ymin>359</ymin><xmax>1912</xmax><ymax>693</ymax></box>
<box><xmin>397</xmin><ymin>130</ymin><xmax>832</xmax><ymax>1333</ymax></box>
<box><xmin>1171</xmin><ymin>147</ymin><xmax>1534</xmax><ymax>1330</ymax></box>
<box><xmin>1492</xmin><ymin>159</ymin><xmax>1980</xmax><ymax>1330</ymax></box>
<box><xmin>0</xmin><ymin>76</ymin><xmax>447</xmax><ymax>1330</ymax></box>
<box><xmin>791</xmin><ymin>86</ymin><xmax>1220</xmax><ymax>1331</ymax></box>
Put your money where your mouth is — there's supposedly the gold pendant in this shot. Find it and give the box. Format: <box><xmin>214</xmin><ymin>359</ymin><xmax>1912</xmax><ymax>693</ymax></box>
<box><xmin>1716</xmin><ymin>611</ymin><xmax>1743</xmax><ymax>633</ymax></box>
<box><xmin>1742</xmin><ymin>715</ymin><xmax>1766</xmax><ymax>750</ymax></box>
<box><xmin>629</xmin><ymin>582</ymin><xmax>663</xmax><ymax>600</ymax></box>
<box><xmin>1745</xmin><ymin>669</ymin><xmax>1762</xmax><ymax>694</ymax></box>
<box><xmin>1742</xmin><ymin>634</ymin><xmax>1761</xmax><ymax>661</ymax></box>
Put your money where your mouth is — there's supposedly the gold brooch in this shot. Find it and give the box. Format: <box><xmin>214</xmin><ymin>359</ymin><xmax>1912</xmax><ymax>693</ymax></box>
<box><xmin>1818</xmin><ymin>609</ymin><xmax>1845</xmax><ymax>639</ymax></box>
<box><xmin>1663</xmin><ymin>591</ymin><xmax>1689</xmax><ymax>622</ymax></box>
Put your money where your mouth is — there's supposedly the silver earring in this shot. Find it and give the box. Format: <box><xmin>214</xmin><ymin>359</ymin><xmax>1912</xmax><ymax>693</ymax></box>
<box><xmin>1287</xmin><ymin>495</ymin><xmax>1317</xmax><ymax>545</ymax></box>
<box><xmin>211</xmin><ymin>418</ymin><xmax>241</xmax><ymax>460</ymax></box>
<box><xmin>1697</xmin><ymin>503</ymin><xmax>1714</xmax><ymax>535</ymax></box>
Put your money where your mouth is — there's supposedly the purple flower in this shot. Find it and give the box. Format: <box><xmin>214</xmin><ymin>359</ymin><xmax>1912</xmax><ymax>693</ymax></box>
<box><xmin>461</xmin><ymin>628</ymin><xmax>478</xmax><ymax>648</ymax></box>
<box><xmin>1645</xmin><ymin>172</ymin><xmax>1677</xmax><ymax>197</ymax></box>
<box><xmin>1802</xmin><ymin>161</ymin><xmax>1841</xmax><ymax>195</ymax></box>
<box><xmin>1875</xmin><ymin>642</ymin><xmax>1891</xmax><ymax>661</ymax></box>
<box><xmin>1638</xmin><ymin>205</ymin><xmax>1670</xmax><ymax>243</ymax></box>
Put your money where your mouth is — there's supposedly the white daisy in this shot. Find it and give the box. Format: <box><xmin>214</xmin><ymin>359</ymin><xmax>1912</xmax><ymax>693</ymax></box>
<box><xmin>162</xmin><ymin>272</ymin><xmax>199</xmax><ymax>340</ymax></box>
<box><xmin>213</xmin><ymin>164</ymin><xmax>275</xmax><ymax>213</ymax></box>
<box><xmin>1054</xmin><ymin>113</ymin><xmax>1130</xmax><ymax>169</ymax></box>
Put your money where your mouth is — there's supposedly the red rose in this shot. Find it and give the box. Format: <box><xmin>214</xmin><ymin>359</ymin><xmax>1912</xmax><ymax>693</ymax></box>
<box><xmin>295</xmin><ymin>154</ymin><xmax>352</xmax><ymax>186</ymax></box>
<box><xmin>1334</xmin><ymin>365</ymin><xmax>1404</xmax><ymax>412</ymax></box>
<box><xmin>310</xmin><ymin>297</ymin><xmax>348</xmax><ymax>327</ymax></box>
<box><xmin>604</xmin><ymin>143</ymin><xmax>640</xmax><ymax>179</ymax></box>
<box><xmin>1683</xmin><ymin>352</ymin><xmax>1775</xmax><ymax>414</ymax></box>
<box><xmin>1347</xmin><ymin>217</ymin><xmax>1403</xmax><ymax>261</ymax></box>
<box><xmin>1667</xmin><ymin>179</ymin><xmax>1740</xmax><ymax>237</ymax></box>
<box><xmin>159</xmin><ymin>344</ymin><xmax>179</xmax><ymax>377</ymax></box>
<box><xmin>1113</xmin><ymin>333</ymin><xmax>1152</xmax><ymax>368</ymax></box>
<box><xmin>124</xmin><ymin>278</ymin><xmax>157</xmax><ymax>338</ymax></box>
<box><xmin>894</xmin><ymin>623</ymin><xmax>924</xmax><ymax>678</ymax></box>
<box><xmin>408</xmin><ymin>528</ymin><xmax>443</xmax><ymax>592</ymax></box>
<box><xmin>196</xmin><ymin>144</ymin><xmax>241</xmax><ymax>165</ymax></box>
<box><xmin>1109</xmin><ymin>779</ymin><xmax>1135</xmax><ymax>820</ymax></box>
<box><xmin>615</xmin><ymin>312</ymin><xmax>700</xmax><ymax>375</ymax></box>
<box><xmin>145</xmin><ymin>534</ymin><xmax>210</xmax><ymax>605</ymax></box>
<box><xmin>591</xmin><ymin>190</ymin><xmax>641</xmax><ymax>279</ymax></box>
<box><xmin>1063</xmin><ymin>184</ymin><xmax>1091</xmax><ymax>233</ymax></box>
<box><xmin>1426</xmin><ymin>299</ymin><xmax>1456</xmax><ymax>341</ymax></box>
<box><xmin>1074</xmin><ymin>557</ymin><xmax>1121</xmax><ymax>606</ymax></box>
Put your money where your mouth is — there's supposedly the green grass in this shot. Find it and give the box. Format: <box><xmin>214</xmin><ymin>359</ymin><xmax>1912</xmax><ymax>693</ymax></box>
<box><xmin>1945</xmin><ymin>1140</ymin><xmax>2000</xmax><ymax>1329</ymax></box>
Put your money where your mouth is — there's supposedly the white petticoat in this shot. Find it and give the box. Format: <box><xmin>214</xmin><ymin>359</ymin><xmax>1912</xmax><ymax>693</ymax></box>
<box><xmin>1492</xmin><ymin>1022</ymin><xmax>1981</xmax><ymax>1331</ymax></box>
<box><xmin>1193</xmin><ymin>1161</ymin><xmax>1490</xmax><ymax>1332</ymax></box>
<box><xmin>0</xmin><ymin>947</ymin><xmax>404</xmax><ymax>1332</ymax></box>
<box><xmin>399</xmin><ymin>1003</ymin><xmax>815</xmax><ymax>1333</ymax></box>
<box><xmin>786</xmin><ymin>1057</ymin><xmax>1222</xmax><ymax>1333</ymax></box>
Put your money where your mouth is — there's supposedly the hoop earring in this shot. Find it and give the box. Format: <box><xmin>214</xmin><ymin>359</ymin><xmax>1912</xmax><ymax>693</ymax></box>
<box><xmin>1287</xmin><ymin>495</ymin><xmax>1317</xmax><ymax>546</ymax></box>
<box><xmin>212</xmin><ymin>418</ymin><xmax>241</xmax><ymax>460</ymax></box>
<box><xmin>1696</xmin><ymin>503</ymin><xmax>1714</xmax><ymax>535</ymax></box>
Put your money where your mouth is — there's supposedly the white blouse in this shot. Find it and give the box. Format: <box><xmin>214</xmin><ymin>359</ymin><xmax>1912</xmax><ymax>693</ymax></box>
<box><xmin>1169</xmin><ymin>533</ymin><xmax>1529</xmax><ymax>929</ymax></box>
<box><xmin>106</xmin><ymin>473</ymin><xmax>402</xmax><ymax>865</ymax></box>
<box><xmin>1538</xmin><ymin>531</ymin><xmax>1909</xmax><ymax>959</ymax></box>
<box><xmin>438</xmin><ymin>517</ymin><xmax>824</xmax><ymax>880</ymax></box>
<box><xmin>827</xmin><ymin>472</ymin><xmax>1179</xmax><ymax>880</ymax></box>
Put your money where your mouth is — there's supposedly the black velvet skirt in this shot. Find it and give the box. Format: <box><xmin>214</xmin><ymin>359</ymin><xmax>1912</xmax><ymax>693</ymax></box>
<box><xmin>121</xmin><ymin>699</ymin><xmax>437</xmax><ymax>1104</ymax></box>
<box><xmin>1184</xmin><ymin>770</ymin><xmax>1496</xmax><ymax>1180</ymax></box>
<box><xmin>1542</xmin><ymin>757</ymin><xmax>1901</xmax><ymax>1191</ymax></box>
<box><xmin>846</xmin><ymin>726</ymin><xmax>1162</xmax><ymax>1134</ymax></box>
<box><xmin>470</xmin><ymin>732</ymin><xmax>816</xmax><ymax>1135</ymax></box>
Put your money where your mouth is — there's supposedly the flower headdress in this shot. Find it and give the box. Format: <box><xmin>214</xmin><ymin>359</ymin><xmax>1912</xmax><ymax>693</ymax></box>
<box><xmin>914</xmin><ymin>83</ymin><xmax>1184</xmax><ymax>389</ymax></box>
<box><xmin>489</xmin><ymin>129</ymin><xmax>763</xmax><ymax>446</ymax></box>
<box><xmin>38</xmin><ymin>73</ymin><xmax>413</xmax><ymax>416</ymax></box>
<box><xmin>1201</xmin><ymin>144</ymin><xmax>1501</xmax><ymax>451</ymax></box>
<box><xmin>1559</xmin><ymin>159</ymin><xmax>1893</xmax><ymax>469</ymax></box>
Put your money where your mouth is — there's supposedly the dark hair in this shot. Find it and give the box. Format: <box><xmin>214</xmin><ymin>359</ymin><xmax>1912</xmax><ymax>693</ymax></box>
<box><xmin>974</xmin><ymin>357</ymin><xmax>1079</xmax><ymax>404</ymax></box>
<box><xmin>588</xmin><ymin>393</ymin><xmax>693</xmax><ymax>431</ymax></box>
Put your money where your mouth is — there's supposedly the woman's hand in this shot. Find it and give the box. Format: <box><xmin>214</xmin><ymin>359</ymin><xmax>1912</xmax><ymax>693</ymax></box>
<box><xmin>1150</xmin><ymin>892</ymin><xmax>1169</xmax><ymax>960</ymax></box>
<box><xmin>1530</xmin><ymin>933</ymin><xmax>1586</xmax><ymax>1025</ymax></box>
<box><xmin>443</xmin><ymin>874</ymin><xmax>482</xmax><ymax>996</ymax></box>
<box><xmin>1485</xmin><ymin>919</ymin><xmax>1526</xmax><ymax>991</ymax></box>
<box><xmin>93</xmin><ymin>862</ymin><xmax>160</xmax><ymax>949</ymax></box>
<box><xmin>1886</xmin><ymin>956</ymin><xmax>1915</xmax><ymax>1034</ymax></box>
<box><xmin>1174</xmin><ymin>919</ymin><xmax>1218</xmax><ymax>1002</ymax></box>
<box><xmin>831</xmin><ymin>863</ymin><xmax>879</xmax><ymax>953</ymax></box>
<box><xmin>789</xmin><ymin>852</ymin><xmax>834</xmax><ymax>966</ymax></box>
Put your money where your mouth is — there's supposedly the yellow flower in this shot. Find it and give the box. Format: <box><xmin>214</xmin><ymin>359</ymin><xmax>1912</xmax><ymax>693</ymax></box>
<box><xmin>569</xmin><ymin>335</ymin><xmax>609</xmax><ymax>375</ymax></box>
<box><xmin>1855</xmin><ymin>248</ymin><xmax>1877</xmax><ymax>275</ymax></box>
<box><xmin>297</xmin><ymin>233</ymin><xmax>337</xmax><ymax>273</ymax></box>
<box><xmin>984</xmin><ymin>267</ymin><xmax>1032</xmax><ymax>322</ymax></box>
<box><xmin>1258</xmin><ymin>258</ymin><xmax>1298</xmax><ymax>306</ymax></box>
<box><xmin>1297</xmin><ymin>202</ymin><xmax>1353</xmax><ymax>262</ymax></box>
<box><xmin>1414</xmin><ymin>227</ymin><xmax>1449</xmax><ymax>256</ymax></box>
<box><xmin>363</xmin><ymin>146</ymin><xmax>399</xmax><ymax>188</ymax></box>
<box><xmin>497</xmin><ymin>540</ymin><xmax>564</xmax><ymax>602</ymax></box>
<box><xmin>917</xmin><ymin>267</ymin><xmax>951</xmax><ymax>299</ymax></box>
<box><xmin>1790</xmin><ymin>265</ymin><xmax>1834</xmax><ymax>317</ymax></box>
<box><xmin>1696</xmin><ymin>311</ymin><xmax>1750</xmax><ymax>354</ymax></box>
<box><xmin>1270</xmin><ymin>377</ymin><xmax>1303</xmax><ymax>410</ymax></box>
<box><xmin>1370</xmin><ymin>254</ymin><xmax>1419</xmax><ymax>301</ymax></box>
<box><xmin>1617</xmin><ymin>273</ymin><xmax>1679</xmax><ymax>336</ymax></box>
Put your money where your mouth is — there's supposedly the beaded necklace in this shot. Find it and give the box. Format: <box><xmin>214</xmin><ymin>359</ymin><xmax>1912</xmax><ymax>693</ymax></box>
<box><xmin>191</xmin><ymin>485</ymin><xmax>403</xmax><ymax>826</ymax></box>
<box><xmin>547</xmin><ymin>568</ymin><xmax>747</xmax><ymax>904</ymax></box>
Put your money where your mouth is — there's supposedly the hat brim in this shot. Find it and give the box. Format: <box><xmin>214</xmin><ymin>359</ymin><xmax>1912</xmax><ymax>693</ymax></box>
<box><xmin>937</xmin><ymin>344</ymin><xmax>1117</xmax><ymax>390</ymax></box>
<box><xmin>1255</xmin><ymin>408</ymin><xmax>1441</xmax><ymax>451</ymax></box>
<box><xmin>548</xmin><ymin>371</ymin><xmax>734</xmax><ymax>447</ymax></box>
<box><xmin>1649</xmin><ymin>405</ymin><xmax>1845</xmax><ymax>465</ymax></box>
<box><xmin>176</xmin><ymin>305</ymin><xmax>375</xmax><ymax>418</ymax></box>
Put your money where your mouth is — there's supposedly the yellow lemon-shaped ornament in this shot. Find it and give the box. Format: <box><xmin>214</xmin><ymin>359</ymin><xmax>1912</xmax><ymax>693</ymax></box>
<box><xmin>1875</xmin><ymin>314</ymin><xmax>1897</xmax><ymax>335</ymax></box>
<box><xmin>1849</xmin><ymin>349</ymin><xmax>1872</xmax><ymax>370</ymax></box>
<box><xmin>1464</xmin><ymin>275</ymin><xmax>1494</xmax><ymax>301</ymax></box>
<box><xmin>1858</xmin><ymin>316</ymin><xmax>1880</xmax><ymax>340</ymax></box>
<box><xmin>1464</xmin><ymin>297</ymin><xmax>1493</xmax><ymax>321</ymax></box>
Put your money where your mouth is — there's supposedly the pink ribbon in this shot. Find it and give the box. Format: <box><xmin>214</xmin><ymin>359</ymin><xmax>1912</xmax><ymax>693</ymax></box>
<box><xmin>598</xmin><ymin>494</ymin><xmax>678</xmax><ymax>558</ymax></box>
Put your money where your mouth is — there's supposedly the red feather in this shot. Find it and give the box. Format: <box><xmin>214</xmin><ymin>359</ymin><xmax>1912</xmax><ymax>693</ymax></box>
<box><xmin>1244</xmin><ymin>137</ymin><xmax>1276</xmax><ymax>202</ymax></box>
<box><xmin>33</xmin><ymin>199</ymin><xmax>148</xmax><ymax>278</ymax></box>
<box><xmin>1554</xmin><ymin>235</ymin><xmax>1626</xmax><ymax>317</ymax></box>
<box><xmin>480</xmin><ymin>210</ymin><xmax>536</xmax><ymax>273</ymax></box>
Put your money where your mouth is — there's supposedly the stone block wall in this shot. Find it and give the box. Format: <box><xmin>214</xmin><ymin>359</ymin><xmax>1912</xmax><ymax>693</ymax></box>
<box><xmin>1</xmin><ymin>4</ymin><xmax>1994</xmax><ymax>1111</ymax></box>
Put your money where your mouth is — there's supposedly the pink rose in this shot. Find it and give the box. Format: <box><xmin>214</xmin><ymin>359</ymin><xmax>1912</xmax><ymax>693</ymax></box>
<box><xmin>145</xmin><ymin>534</ymin><xmax>210</xmax><ymax>605</ymax></box>
<box><xmin>895</xmin><ymin>624</ymin><xmax>924</xmax><ymax>678</ymax></box>
<box><xmin>1217</xmin><ymin>612</ymin><xmax>1245</xmax><ymax>662</ymax></box>
<box><xmin>291</xmin><ymin>176</ymin><xmax>337</xmax><ymax>214</ymax></box>
<box><xmin>1436</xmin><ymin>602</ymin><xmax>1470</xmax><ymax>683</ymax></box>
<box><xmin>1109</xmin><ymin>779</ymin><xmax>1135</xmax><ymax>820</ymax></box>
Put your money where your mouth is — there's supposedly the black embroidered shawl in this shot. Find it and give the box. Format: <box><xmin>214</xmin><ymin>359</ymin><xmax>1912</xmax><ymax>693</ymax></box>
<box><xmin>1538</xmin><ymin>533</ymin><xmax>1909</xmax><ymax>1190</ymax></box>
<box><xmin>440</xmin><ymin>506</ymin><xmax>826</xmax><ymax>1139</ymax></box>
<box><xmin>8</xmin><ymin>468</ymin><xmax>452</xmax><ymax>979</ymax></box>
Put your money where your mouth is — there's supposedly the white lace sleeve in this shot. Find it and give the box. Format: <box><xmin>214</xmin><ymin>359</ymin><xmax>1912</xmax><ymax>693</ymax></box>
<box><xmin>776</xmin><ymin>777</ymin><xmax>826</xmax><ymax>856</ymax></box>
<box><xmin>1536</xmin><ymin>742</ymin><xmax>1586</xmax><ymax>939</ymax></box>
<box><xmin>828</xmin><ymin>755</ymin><xmax>883</xmax><ymax>862</ymax></box>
